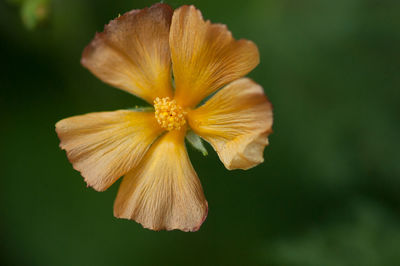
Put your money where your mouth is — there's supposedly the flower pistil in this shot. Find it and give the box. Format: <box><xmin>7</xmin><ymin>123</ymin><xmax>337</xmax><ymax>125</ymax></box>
<box><xmin>154</xmin><ymin>97</ymin><xmax>186</xmax><ymax>131</ymax></box>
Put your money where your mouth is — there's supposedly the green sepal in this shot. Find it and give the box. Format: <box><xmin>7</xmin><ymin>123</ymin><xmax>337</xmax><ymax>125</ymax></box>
<box><xmin>127</xmin><ymin>106</ymin><xmax>154</xmax><ymax>112</ymax></box>
<box><xmin>186</xmin><ymin>130</ymin><xmax>208</xmax><ymax>156</ymax></box>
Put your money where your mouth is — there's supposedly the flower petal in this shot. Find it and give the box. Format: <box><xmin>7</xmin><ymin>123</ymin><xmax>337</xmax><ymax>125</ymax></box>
<box><xmin>81</xmin><ymin>3</ymin><xmax>173</xmax><ymax>103</ymax></box>
<box><xmin>55</xmin><ymin>110</ymin><xmax>163</xmax><ymax>191</ymax></box>
<box><xmin>188</xmin><ymin>78</ymin><xmax>273</xmax><ymax>170</ymax></box>
<box><xmin>114</xmin><ymin>130</ymin><xmax>208</xmax><ymax>232</ymax></box>
<box><xmin>169</xmin><ymin>5</ymin><xmax>260</xmax><ymax>108</ymax></box>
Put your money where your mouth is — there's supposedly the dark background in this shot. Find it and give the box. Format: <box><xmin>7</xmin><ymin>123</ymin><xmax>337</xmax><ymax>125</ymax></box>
<box><xmin>1</xmin><ymin>0</ymin><xmax>400</xmax><ymax>265</ymax></box>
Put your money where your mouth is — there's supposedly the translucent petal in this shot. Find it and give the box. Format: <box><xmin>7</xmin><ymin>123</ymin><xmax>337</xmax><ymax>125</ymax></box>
<box><xmin>188</xmin><ymin>78</ymin><xmax>273</xmax><ymax>170</ymax></box>
<box><xmin>81</xmin><ymin>3</ymin><xmax>173</xmax><ymax>103</ymax></box>
<box><xmin>114</xmin><ymin>130</ymin><xmax>208</xmax><ymax>231</ymax></box>
<box><xmin>56</xmin><ymin>110</ymin><xmax>163</xmax><ymax>191</ymax></box>
<box><xmin>170</xmin><ymin>5</ymin><xmax>259</xmax><ymax>107</ymax></box>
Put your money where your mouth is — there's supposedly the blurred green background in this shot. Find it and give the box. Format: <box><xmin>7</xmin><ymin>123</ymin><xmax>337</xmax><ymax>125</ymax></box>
<box><xmin>1</xmin><ymin>0</ymin><xmax>400</xmax><ymax>265</ymax></box>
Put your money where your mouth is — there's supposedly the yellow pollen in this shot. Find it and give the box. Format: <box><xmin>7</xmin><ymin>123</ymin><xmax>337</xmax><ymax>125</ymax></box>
<box><xmin>154</xmin><ymin>97</ymin><xmax>186</xmax><ymax>131</ymax></box>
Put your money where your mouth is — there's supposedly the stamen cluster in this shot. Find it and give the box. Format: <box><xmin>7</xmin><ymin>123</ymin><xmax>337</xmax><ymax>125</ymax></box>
<box><xmin>154</xmin><ymin>97</ymin><xmax>186</xmax><ymax>131</ymax></box>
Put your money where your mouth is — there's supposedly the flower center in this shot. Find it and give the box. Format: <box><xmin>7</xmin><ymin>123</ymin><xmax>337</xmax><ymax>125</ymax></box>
<box><xmin>154</xmin><ymin>97</ymin><xmax>186</xmax><ymax>131</ymax></box>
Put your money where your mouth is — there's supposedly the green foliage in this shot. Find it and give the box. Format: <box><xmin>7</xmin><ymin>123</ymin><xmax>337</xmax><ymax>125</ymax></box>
<box><xmin>1</xmin><ymin>0</ymin><xmax>399</xmax><ymax>265</ymax></box>
<box><xmin>8</xmin><ymin>0</ymin><xmax>50</xmax><ymax>29</ymax></box>
<box><xmin>264</xmin><ymin>200</ymin><xmax>400</xmax><ymax>266</ymax></box>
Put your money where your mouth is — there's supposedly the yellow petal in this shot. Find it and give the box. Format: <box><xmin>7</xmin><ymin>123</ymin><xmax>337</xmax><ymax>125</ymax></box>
<box><xmin>114</xmin><ymin>130</ymin><xmax>208</xmax><ymax>232</ymax></box>
<box><xmin>55</xmin><ymin>110</ymin><xmax>163</xmax><ymax>191</ymax></box>
<box><xmin>188</xmin><ymin>78</ymin><xmax>273</xmax><ymax>170</ymax></box>
<box><xmin>81</xmin><ymin>3</ymin><xmax>173</xmax><ymax>103</ymax></box>
<box><xmin>169</xmin><ymin>5</ymin><xmax>260</xmax><ymax>108</ymax></box>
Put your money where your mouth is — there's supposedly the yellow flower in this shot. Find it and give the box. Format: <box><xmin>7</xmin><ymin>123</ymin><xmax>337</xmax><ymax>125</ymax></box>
<box><xmin>55</xmin><ymin>3</ymin><xmax>273</xmax><ymax>232</ymax></box>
